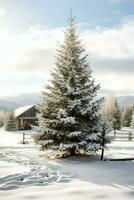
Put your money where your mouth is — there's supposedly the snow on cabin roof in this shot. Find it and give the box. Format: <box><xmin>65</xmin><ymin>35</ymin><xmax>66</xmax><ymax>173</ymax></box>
<box><xmin>14</xmin><ymin>105</ymin><xmax>35</xmax><ymax>118</ymax></box>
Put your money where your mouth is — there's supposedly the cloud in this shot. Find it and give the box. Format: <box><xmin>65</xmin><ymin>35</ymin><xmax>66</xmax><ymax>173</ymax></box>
<box><xmin>83</xmin><ymin>16</ymin><xmax>134</xmax><ymax>60</ymax></box>
<box><xmin>0</xmin><ymin>15</ymin><xmax>134</xmax><ymax>95</ymax></box>
<box><xmin>1</xmin><ymin>16</ymin><xmax>134</xmax><ymax>73</ymax></box>
<box><xmin>90</xmin><ymin>58</ymin><xmax>134</xmax><ymax>74</ymax></box>
<box><xmin>0</xmin><ymin>7</ymin><xmax>6</xmax><ymax>17</ymax></box>
<box><xmin>0</xmin><ymin>26</ymin><xmax>63</xmax><ymax>72</ymax></box>
<box><xmin>14</xmin><ymin>48</ymin><xmax>56</xmax><ymax>72</ymax></box>
<box><xmin>96</xmin><ymin>72</ymin><xmax>134</xmax><ymax>96</ymax></box>
<box><xmin>82</xmin><ymin>16</ymin><xmax>134</xmax><ymax>95</ymax></box>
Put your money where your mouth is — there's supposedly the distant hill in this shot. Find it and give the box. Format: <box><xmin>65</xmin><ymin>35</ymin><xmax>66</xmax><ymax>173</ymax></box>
<box><xmin>0</xmin><ymin>92</ymin><xmax>42</xmax><ymax>111</ymax></box>
<box><xmin>117</xmin><ymin>96</ymin><xmax>134</xmax><ymax>107</ymax></box>
<box><xmin>0</xmin><ymin>92</ymin><xmax>134</xmax><ymax>111</ymax></box>
<box><xmin>0</xmin><ymin>100</ymin><xmax>21</xmax><ymax>111</ymax></box>
<box><xmin>8</xmin><ymin>92</ymin><xmax>42</xmax><ymax>105</ymax></box>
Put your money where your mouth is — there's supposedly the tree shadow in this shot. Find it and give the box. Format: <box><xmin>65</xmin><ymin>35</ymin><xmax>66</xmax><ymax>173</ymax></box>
<box><xmin>57</xmin><ymin>155</ymin><xmax>134</xmax><ymax>191</ymax></box>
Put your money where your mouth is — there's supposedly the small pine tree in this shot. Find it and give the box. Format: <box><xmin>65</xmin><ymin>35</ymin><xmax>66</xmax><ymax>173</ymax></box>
<box><xmin>0</xmin><ymin>111</ymin><xmax>4</xmax><ymax>127</ymax></box>
<box><xmin>130</xmin><ymin>111</ymin><xmax>134</xmax><ymax>129</ymax></box>
<box><xmin>35</xmin><ymin>16</ymin><xmax>103</xmax><ymax>156</ymax></box>
<box><xmin>112</xmin><ymin>100</ymin><xmax>121</xmax><ymax>130</ymax></box>
<box><xmin>4</xmin><ymin>112</ymin><xmax>16</xmax><ymax>131</ymax></box>
<box><xmin>122</xmin><ymin>104</ymin><xmax>134</xmax><ymax>127</ymax></box>
<box><xmin>102</xmin><ymin>94</ymin><xmax>121</xmax><ymax>130</ymax></box>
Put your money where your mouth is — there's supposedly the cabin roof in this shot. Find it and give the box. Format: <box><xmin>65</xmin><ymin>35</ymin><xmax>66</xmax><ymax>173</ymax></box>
<box><xmin>14</xmin><ymin>105</ymin><xmax>35</xmax><ymax>118</ymax></box>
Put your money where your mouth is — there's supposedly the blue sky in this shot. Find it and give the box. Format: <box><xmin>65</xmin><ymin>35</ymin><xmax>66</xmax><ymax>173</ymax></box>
<box><xmin>2</xmin><ymin>0</ymin><xmax>134</xmax><ymax>29</ymax></box>
<box><xmin>0</xmin><ymin>0</ymin><xmax>134</xmax><ymax>97</ymax></box>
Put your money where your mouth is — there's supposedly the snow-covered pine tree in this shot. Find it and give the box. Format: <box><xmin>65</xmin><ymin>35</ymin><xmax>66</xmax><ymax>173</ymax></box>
<box><xmin>130</xmin><ymin>111</ymin><xmax>134</xmax><ymax>128</ymax></box>
<box><xmin>112</xmin><ymin>99</ymin><xmax>121</xmax><ymax>130</ymax></box>
<box><xmin>102</xmin><ymin>94</ymin><xmax>121</xmax><ymax>130</ymax></box>
<box><xmin>0</xmin><ymin>111</ymin><xmax>4</xmax><ymax>127</ymax></box>
<box><xmin>4</xmin><ymin>112</ymin><xmax>16</xmax><ymax>131</ymax></box>
<box><xmin>122</xmin><ymin>104</ymin><xmax>134</xmax><ymax>127</ymax></box>
<box><xmin>35</xmin><ymin>16</ymin><xmax>102</xmax><ymax>156</ymax></box>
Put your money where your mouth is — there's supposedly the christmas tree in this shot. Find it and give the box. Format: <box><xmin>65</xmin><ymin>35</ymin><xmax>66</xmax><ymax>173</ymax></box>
<box><xmin>35</xmin><ymin>16</ymin><xmax>102</xmax><ymax>156</ymax></box>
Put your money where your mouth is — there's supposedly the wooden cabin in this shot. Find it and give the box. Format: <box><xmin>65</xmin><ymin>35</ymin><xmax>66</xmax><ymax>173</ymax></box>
<box><xmin>14</xmin><ymin>105</ymin><xmax>37</xmax><ymax>130</ymax></box>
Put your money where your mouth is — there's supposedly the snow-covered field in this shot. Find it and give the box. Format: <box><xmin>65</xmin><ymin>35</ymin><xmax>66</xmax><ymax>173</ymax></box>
<box><xmin>0</xmin><ymin>127</ymin><xmax>134</xmax><ymax>200</ymax></box>
<box><xmin>0</xmin><ymin>128</ymin><xmax>70</xmax><ymax>190</ymax></box>
<box><xmin>105</xmin><ymin>128</ymin><xmax>134</xmax><ymax>159</ymax></box>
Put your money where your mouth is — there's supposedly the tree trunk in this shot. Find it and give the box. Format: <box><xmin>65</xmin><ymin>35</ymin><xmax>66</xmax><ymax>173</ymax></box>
<box><xmin>100</xmin><ymin>147</ymin><xmax>104</xmax><ymax>161</ymax></box>
<box><xmin>70</xmin><ymin>148</ymin><xmax>76</xmax><ymax>156</ymax></box>
<box><xmin>100</xmin><ymin>124</ymin><xmax>106</xmax><ymax>161</ymax></box>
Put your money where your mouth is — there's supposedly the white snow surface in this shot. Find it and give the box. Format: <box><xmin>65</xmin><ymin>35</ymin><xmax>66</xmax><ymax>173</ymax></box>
<box><xmin>0</xmin><ymin>127</ymin><xmax>134</xmax><ymax>200</ymax></box>
<box><xmin>14</xmin><ymin>105</ymin><xmax>35</xmax><ymax>118</ymax></box>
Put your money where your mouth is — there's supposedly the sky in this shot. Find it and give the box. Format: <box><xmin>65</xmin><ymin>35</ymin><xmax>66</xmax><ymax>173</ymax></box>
<box><xmin>0</xmin><ymin>0</ymin><xmax>134</xmax><ymax>98</ymax></box>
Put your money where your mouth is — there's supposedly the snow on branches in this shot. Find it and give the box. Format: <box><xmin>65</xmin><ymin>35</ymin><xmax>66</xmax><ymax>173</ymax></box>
<box><xmin>35</xmin><ymin>16</ymin><xmax>108</xmax><ymax>157</ymax></box>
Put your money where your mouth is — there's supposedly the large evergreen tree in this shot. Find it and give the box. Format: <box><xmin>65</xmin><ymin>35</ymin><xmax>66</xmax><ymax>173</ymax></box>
<box><xmin>35</xmin><ymin>16</ymin><xmax>103</xmax><ymax>156</ymax></box>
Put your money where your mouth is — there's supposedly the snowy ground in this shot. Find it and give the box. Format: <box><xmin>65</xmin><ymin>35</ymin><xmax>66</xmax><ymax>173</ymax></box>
<box><xmin>0</xmin><ymin>129</ymin><xmax>70</xmax><ymax>190</ymax></box>
<box><xmin>105</xmin><ymin>128</ymin><xmax>134</xmax><ymax>159</ymax></box>
<box><xmin>0</xmin><ymin>128</ymin><xmax>134</xmax><ymax>200</ymax></box>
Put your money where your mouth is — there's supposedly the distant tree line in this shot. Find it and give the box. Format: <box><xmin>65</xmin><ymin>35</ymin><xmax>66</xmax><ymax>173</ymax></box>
<box><xmin>0</xmin><ymin>95</ymin><xmax>134</xmax><ymax>132</ymax></box>
<box><xmin>102</xmin><ymin>94</ymin><xmax>134</xmax><ymax>130</ymax></box>
<box><xmin>122</xmin><ymin>104</ymin><xmax>134</xmax><ymax>128</ymax></box>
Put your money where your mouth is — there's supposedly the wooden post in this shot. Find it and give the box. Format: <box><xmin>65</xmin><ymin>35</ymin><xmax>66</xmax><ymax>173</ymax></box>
<box><xmin>101</xmin><ymin>147</ymin><xmax>104</xmax><ymax>161</ymax></box>
<box><xmin>23</xmin><ymin>132</ymin><xmax>25</xmax><ymax>144</ymax></box>
<box><xmin>114</xmin><ymin>130</ymin><xmax>116</xmax><ymax>140</ymax></box>
<box><xmin>100</xmin><ymin>124</ymin><xmax>106</xmax><ymax>161</ymax></box>
<box><xmin>128</xmin><ymin>131</ymin><xmax>132</xmax><ymax>141</ymax></box>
